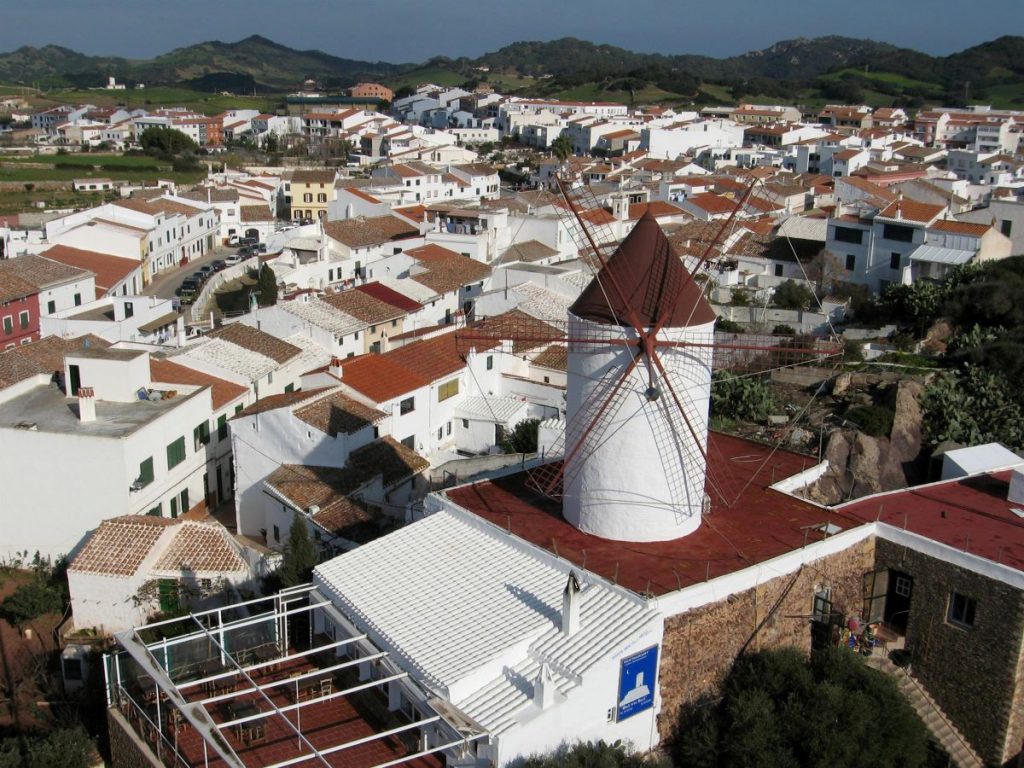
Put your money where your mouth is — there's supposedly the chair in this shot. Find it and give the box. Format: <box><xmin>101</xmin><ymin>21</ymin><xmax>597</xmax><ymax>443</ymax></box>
<box><xmin>320</xmin><ymin>678</ymin><xmax>332</xmax><ymax>696</ymax></box>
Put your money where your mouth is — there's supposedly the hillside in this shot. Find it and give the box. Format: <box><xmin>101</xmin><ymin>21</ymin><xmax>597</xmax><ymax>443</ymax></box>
<box><xmin>0</xmin><ymin>35</ymin><xmax>409</xmax><ymax>91</ymax></box>
<box><xmin>0</xmin><ymin>34</ymin><xmax>1021</xmax><ymax>108</ymax></box>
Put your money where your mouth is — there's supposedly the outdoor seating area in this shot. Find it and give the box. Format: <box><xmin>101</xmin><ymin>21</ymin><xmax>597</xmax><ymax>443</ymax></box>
<box><xmin>105</xmin><ymin>585</ymin><xmax>482</xmax><ymax>767</ymax></box>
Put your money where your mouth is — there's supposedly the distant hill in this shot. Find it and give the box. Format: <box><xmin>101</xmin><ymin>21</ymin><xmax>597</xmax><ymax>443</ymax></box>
<box><xmin>0</xmin><ymin>34</ymin><xmax>1020</xmax><ymax>107</ymax></box>
<box><xmin>0</xmin><ymin>35</ymin><xmax>408</xmax><ymax>91</ymax></box>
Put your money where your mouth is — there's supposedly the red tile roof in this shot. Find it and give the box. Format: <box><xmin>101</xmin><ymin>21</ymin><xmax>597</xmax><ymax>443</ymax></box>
<box><xmin>0</xmin><ymin>270</ymin><xmax>37</xmax><ymax>303</ymax></box>
<box><xmin>688</xmin><ymin>193</ymin><xmax>739</xmax><ymax>215</ymax></box>
<box><xmin>149</xmin><ymin>358</ymin><xmax>248</xmax><ymax>411</ymax></box>
<box><xmin>323</xmin><ymin>215</ymin><xmax>419</xmax><ymax>248</ymax></box>
<box><xmin>235</xmin><ymin>387</ymin><xmax>333</xmax><ymax>419</ymax></box>
<box><xmin>205</xmin><ymin>323</ymin><xmax>302</xmax><ymax>364</ymax></box>
<box><xmin>355</xmin><ymin>282</ymin><xmax>422</xmax><ymax>313</ymax></box>
<box><xmin>930</xmin><ymin>219</ymin><xmax>991</xmax><ymax>237</ymax></box>
<box><xmin>626</xmin><ymin>201</ymin><xmax>688</xmax><ymax>220</ymax></box>
<box><xmin>323</xmin><ymin>288</ymin><xmax>407</xmax><ymax>324</ymax></box>
<box><xmin>878</xmin><ymin>198</ymin><xmax>945</xmax><ymax>225</ymax></box>
<box><xmin>41</xmin><ymin>245</ymin><xmax>138</xmax><ymax>299</ymax></box>
<box><xmin>0</xmin><ymin>334</ymin><xmax>110</xmax><ymax>390</ymax></box>
<box><xmin>446</xmin><ymin>432</ymin><xmax>851</xmax><ymax>596</ymax></box>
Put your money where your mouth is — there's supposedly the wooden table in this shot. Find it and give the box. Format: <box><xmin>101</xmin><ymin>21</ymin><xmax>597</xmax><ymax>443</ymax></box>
<box><xmin>228</xmin><ymin>701</ymin><xmax>266</xmax><ymax>745</ymax></box>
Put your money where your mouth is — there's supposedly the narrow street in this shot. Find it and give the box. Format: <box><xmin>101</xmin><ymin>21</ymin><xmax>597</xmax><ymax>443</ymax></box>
<box><xmin>143</xmin><ymin>244</ymin><xmax>239</xmax><ymax>299</ymax></box>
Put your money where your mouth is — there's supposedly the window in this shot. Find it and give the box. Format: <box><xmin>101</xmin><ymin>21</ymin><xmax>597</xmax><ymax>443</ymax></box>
<box><xmin>235</xmin><ymin>403</ymin><xmax>243</xmax><ymax>415</ymax></box>
<box><xmin>400</xmin><ymin>397</ymin><xmax>415</xmax><ymax>415</ymax></box>
<box><xmin>170</xmin><ymin>497</ymin><xmax>178</xmax><ymax>519</ymax></box>
<box><xmin>317</xmin><ymin>193</ymin><xmax>327</xmax><ymax>203</ymax></box>
<box><xmin>833</xmin><ymin>226</ymin><xmax>863</xmax><ymax>244</ymax></box>
<box><xmin>446</xmin><ymin>421</ymin><xmax>451</xmax><ymax>436</ymax></box>
<box><xmin>437</xmin><ymin>427</ymin><xmax>443</xmax><ymax>440</ymax></box>
<box><xmin>812</xmin><ymin>588</ymin><xmax>832</xmax><ymax>622</ymax></box>
<box><xmin>845</xmin><ymin>254</ymin><xmax>856</xmax><ymax>271</ymax></box>
<box><xmin>180</xmin><ymin>487</ymin><xmax>189</xmax><ymax>511</ymax></box>
<box><xmin>73</xmin><ymin>293</ymin><xmax>82</xmax><ymax>306</ymax></box>
<box><xmin>1002</xmin><ymin>219</ymin><xmax>1013</xmax><ymax>238</ymax></box>
<box><xmin>486</xmin><ymin>355</ymin><xmax>493</xmax><ymax>371</ymax></box>
<box><xmin>948</xmin><ymin>591</ymin><xmax>976</xmax><ymax>629</ymax></box>
<box><xmin>889</xmin><ymin>252</ymin><xmax>901</xmax><ymax>270</ymax></box>
<box><xmin>124</xmin><ymin>302</ymin><xmax>134</xmax><ymax>319</ymax></box>
<box><xmin>17</xmin><ymin>310</ymin><xmax>30</xmax><ymax>330</ymax></box>
<box><xmin>284</xmin><ymin>383</ymin><xmax>295</xmax><ymax>393</ymax></box>
<box><xmin>273</xmin><ymin>524</ymin><xmax>280</xmax><ymax>543</ymax></box>
<box><xmin>193</xmin><ymin>420</ymin><xmax>211</xmax><ymax>451</ymax></box>
<box><xmin>147</xmin><ymin>503</ymin><xmax>162</xmax><ymax>517</ymax></box>
<box><xmin>166</xmin><ymin>436</ymin><xmax>186</xmax><ymax>469</ymax></box>
<box><xmin>303</xmin><ymin>193</ymin><xmax>313</xmax><ymax>203</ymax></box>
<box><xmin>401</xmin><ymin>434</ymin><xmax>415</xmax><ymax>449</ymax></box>
<box><xmin>882</xmin><ymin>223</ymin><xmax>915</xmax><ymax>243</ymax></box>
<box><xmin>2</xmin><ymin>316</ymin><xmax>11</xmax><ymax>335</ymax></box>
<box><xmin>138</xmin><ymin>457</ymin><xmax>154</xmax><ymax>488</ymax></box>
<box><xmin>438</xmin><ymin>378</ymin><xmax>459</xmax><ymax>402</ymax></box>
<box><xmin>47</xmin><ymin>300</ymin><xmax>55</xmax><ymax>314</ymax></box>
<box><xmin>774</xmin><ymin>264</ymin><xmax>784</xmax><ymax>277</ymax></box>
<box><xmin>217</xmin><ymin>414</ymin><xmax>228</xmax><ymax>441</ymax></box>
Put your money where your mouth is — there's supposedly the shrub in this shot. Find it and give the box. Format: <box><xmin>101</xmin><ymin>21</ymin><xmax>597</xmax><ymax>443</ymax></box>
<box><xmin>711</xmin><ymin>373</ymin><xmax>774</xmax><ymax>423</ymax></box>
<box><xmin>729</xmin><ymin>289</ymin><xmax>752</xmax><ymax>307</ymax></box>
<box><xmin>503</xmin><ymin>419</ymin><xmax>540</xmax><ymax>454</ymax></box>
<box><xmin>772</xmin><ymin>279</ymin><xmax>815</xmax><ymax>310</ymax></box>
<box><xmin>1</xmin><ymin>580</ymin><xmax>65</xmax><ymax>624</ymax></box>
<box><xmin>772</xmin><ymin>324</ymin><xmax>796</xmax><ymax>335</ymax></box>
<box><xmin>716</xmin><ymin>317</ymin><xmax>745</xmax><ymax>334</ymax></box>
<box><xmin>846</xmin><ymin>404</ymin><xmax>895</xmax><ymax>437</ymax></box>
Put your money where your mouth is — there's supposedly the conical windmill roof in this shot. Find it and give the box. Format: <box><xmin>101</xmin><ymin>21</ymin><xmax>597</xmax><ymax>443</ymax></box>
<box><xmin>570</xmin><ymin>209</ymin><xmax>716</xmax><ymax>328</ymax></box>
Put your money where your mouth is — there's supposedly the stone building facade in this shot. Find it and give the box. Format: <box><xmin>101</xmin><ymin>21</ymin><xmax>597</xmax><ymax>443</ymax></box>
<box><xmin>657</xmin><ymin>538</ymin><xmax>875</xmax><ymax>737</ymax></box>
<box><xmin>874</xmin><ymin>537</ymin><xmax>1024</xmax><ymax>766</ymax></box>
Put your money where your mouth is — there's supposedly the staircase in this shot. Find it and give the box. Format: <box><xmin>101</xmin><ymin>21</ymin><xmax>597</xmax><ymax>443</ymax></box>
<box><xmin>866</xmin><ymin>653</ymin><xmax>984</xmax><ymax>768</ymax></box>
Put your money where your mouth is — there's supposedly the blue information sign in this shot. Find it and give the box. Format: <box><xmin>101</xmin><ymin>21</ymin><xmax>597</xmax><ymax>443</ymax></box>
<box><xmin>616</xmin><ymin>645</ymin><xmax>658</xmax><ymax>721</ymax></box>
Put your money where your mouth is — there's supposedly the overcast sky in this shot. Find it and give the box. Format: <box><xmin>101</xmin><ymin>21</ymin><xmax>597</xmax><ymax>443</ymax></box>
<box><xmin>2</xmin><ymin>0</ymin><xmax>1020</xmax><ymax>62</ymax></box>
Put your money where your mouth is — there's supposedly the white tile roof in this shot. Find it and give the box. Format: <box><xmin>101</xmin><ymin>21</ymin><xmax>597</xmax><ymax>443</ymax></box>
<box><xmin>510</xmin><ymin>283</ymin><xmax>574</xmax><ymax>324</ymax></box>
<box><xmin>283</xmin><ymin>333</ymin><xmax>333</xmax><ymax>372</ymax></box>
<box><xmin>379</xmin><ymin>275</ymin><xmax>437</xmax><ymax>303</ymax></box>
<box><xmin>313</xmin><ymin>507</ymin><xmax>656</xmax><ymax>733</ymax></box>
<box><xmin>908</xmin><ymin>244</ymin><xmax>975</xmax><ymax>265</ymax></box>
<box><xmin>281</xmin><ymin>298</ymin><xmax>364</xmax><ymax>336</ymax></box>
<box><xmin>456</xmin><ymin>395</ymin><xmax>529</xmax><ymax>424</ymax></box>
<box><xmin>180</xmin><ymin>337</ymin><xmax>277</xmax><ymax>380</ymax></box>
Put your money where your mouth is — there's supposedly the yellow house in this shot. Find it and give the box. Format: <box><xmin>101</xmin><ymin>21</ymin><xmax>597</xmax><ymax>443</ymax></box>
<box><xmin>289</xmin><ymin>169</ymin><xmax>338</xmax><ymax>221</ymax></box>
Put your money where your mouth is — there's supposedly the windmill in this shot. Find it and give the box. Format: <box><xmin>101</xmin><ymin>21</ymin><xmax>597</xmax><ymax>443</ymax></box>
<box><xmin>458</xmin><ymin>172</ymin><xmax>842</xmax><ymax>543</ymax></box>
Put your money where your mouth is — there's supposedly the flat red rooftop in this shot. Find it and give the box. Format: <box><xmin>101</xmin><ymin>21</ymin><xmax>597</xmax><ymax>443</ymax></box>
<box><xmin>840</xmin><ymin>471</ymin><xmax>1024</xmax><ymax>571</ymax></box>
<box><xmin>446</xmin><ymin>433</ymin><xmax>854</xmax><ymax>596</ymax></box>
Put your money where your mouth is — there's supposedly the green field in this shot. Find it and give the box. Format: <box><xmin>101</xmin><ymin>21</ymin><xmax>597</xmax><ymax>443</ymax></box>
<box><xmin>0</xmin><ymin>166</ymin><xmax>204</xmax><ymax>184</ymax></box>
<box><xmin>552</xmin><ymin>82</ymin><xmax>684</xmax><ymax>105</ymax></box>
<box><xmin>26</xmin><ymin>86</ymin><xmax>281</xmax><ymax>114</ymax></box>
<box><xmin>0</xmin><ymin>153</ymin><xmax>171</xmax><ymax>168</ymax></box>
<box><xmin>698</xmin><ymin>83</ymin><xmax>735</xmax><ymax>104</ymax></box>
<box><xmin>819</xmin><ymin>67</ymin><xmax>944</xmax><ymax>94</ymax></box>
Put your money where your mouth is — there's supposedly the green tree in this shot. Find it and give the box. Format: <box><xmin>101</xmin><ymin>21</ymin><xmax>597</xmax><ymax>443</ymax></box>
<box><xmin>139</xmin><ymin>126</ymin><xmax>197</xmax><ymax>156</ymax></box>
<box><xmin>771</xmin><ymin>280</ymin><xmax>815</xmax><ymax>310</ymax></box>
<box><xmin>921</xmin><ymin>366</ymin><xmax>1024</xmax><ymax>449</ymax></box>
<box><xmin>551</xmin><ymin>134</ymin><xmax>572</xmax><ymax>161</ymax></box>
<box><xmin>0</xmin><ymin>727</ymin><xmax>95</xmax><ymax>768</ymax></box>
<box><xmin>503</xmin><ymin>418</ymin><xmax>541</xmax><ymax>454</ymax></box>
<box><xmin>278</xmin><ymin>515</ymin><xmax>318</xmax><ymax>587</ymax></box>
<box><xmin>258</xmin><ymin>263</ymin><xmax>278</xmax><ymax>306</ymax></box>
<box><xmin>521</xmin><ymin>739</ymin><xmax>669</xmax><ymax>768</ymax></box>
<box><xmin>772</xmin><ymin>324</ymin><xmax>796</xmax><ymax>335</ymax></box>
<box><xmin>674</xmin><ymin>648</ymin><xmax>929</xmax><ymax>768</ymax></box>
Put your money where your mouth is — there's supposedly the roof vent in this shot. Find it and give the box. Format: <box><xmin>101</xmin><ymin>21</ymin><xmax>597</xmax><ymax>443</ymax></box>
<box><xmin>1008</xmin><ymin>469</ymin><xmax>1024</xmax><ymax>506</ymax></box>
<box><xmin>78</xmin><ymin>387</ymin><xmax>96</xmax><ymax>423</ymax></box>
<box><xmin>329</xmin><ymin>357</ymin><xmax>344</xmax><ymax>379</ymax></box>
<box><xmin>562</xmin><ymin>571</ymin><xmax>581</xmax><ymax>636</ymax></box>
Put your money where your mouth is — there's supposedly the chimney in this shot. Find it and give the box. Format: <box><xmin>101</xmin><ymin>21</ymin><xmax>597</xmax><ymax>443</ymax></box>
<box><xmin>78</xmin><ymin>387</ymin><xmax>96</xmax><ymax>423</ymax></box>
<box><xmin>562</xmin><ymin>571</ymin><xmax>581</xmax><ymax>636</ymax></box>
<box><xmin>176</xmin><ymin>315</ymin><xmax>186</xmax><ymax>348</ymax></box>
<box><xmin>329</xmin><ymin>356</ymin><xmax>344</xmax><ymax>379</ymax></box>
<box><xmin>533</xmin><ymin>663</ymin><xmax>555</xmax><ymax>710</ymax></box>
<box><xmin>1009</xmin><ymin>469</ymin><xmax>1024</xmax><ymax>505</ymax></box>
<box><xmin>895</xmin><ymin>191</ymin><xmax>903</xmax><ymax>220</ymax></box>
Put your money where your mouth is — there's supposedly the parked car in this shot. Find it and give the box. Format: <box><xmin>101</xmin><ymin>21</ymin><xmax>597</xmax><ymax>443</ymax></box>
<box><xmin>199</xmin><ymin>265</ymin><xmax>216</xmax><ymax>278</ymax></box>
<box><xmin>239</xmin><ymin>237</ymin><xmax>258</xmax><ymax>247</ymax></box>
<box><xmin>211</xmin><ymin>259</ymin><xmax>227</xmax><ymax>271</ymax></box>
<box><xmin>225</xmin><ymin>254</ymin><xmax>243</xmax><ymax>266</ymax></box>
<box><xmin>256</xmin><ymin>243</ymin><xmax>268</xmax><ymax>253</ymax></box>
<box><xmin>227</xmin><ymin>235</ymin><xmax>240</xmax><ymax>246</ymax></box>
<box><xmin>191</xmin><ymin>271</ymin><xmax>206</xmax><ymax>284</ymax></box>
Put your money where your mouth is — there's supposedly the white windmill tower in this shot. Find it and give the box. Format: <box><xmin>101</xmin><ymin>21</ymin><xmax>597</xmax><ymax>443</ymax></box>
<box><xmin>563</xmin><ymin>210</ymin><xmax>717</xmax><ymax>542</ymax></box>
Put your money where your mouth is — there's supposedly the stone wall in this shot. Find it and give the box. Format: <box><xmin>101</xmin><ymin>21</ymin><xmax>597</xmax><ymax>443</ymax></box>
<box><xmin>874</xmin><ymin>538</ymin><xmax>1024</xmax><ymax>766</ymax></box>
<box><xmin>107</xmin><ymin>708</ymin><xmax>161</xmax><ymax>768</ymax></box>
<box><xmin>657</xmin><ymin>537</ymin><xmax>875</xmax><ymax>739</ymax></box>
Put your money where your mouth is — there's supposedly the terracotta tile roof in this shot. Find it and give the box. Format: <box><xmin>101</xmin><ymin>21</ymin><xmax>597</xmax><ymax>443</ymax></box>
<box><xmin>0</xmin><ymin>334</ymin><xmax>110</xmax><ymax>389</ymax></box>
<box><xmin>495</xmin><ymin>240</ymin><xmax>559</xmax><ymax>266</ymax></box>
<box><xmin>205</xmin><ymin>323</ymin><xmax>301</xmax><ymax>364</ymax></box>
<box><xmin>181</xmin><ymin>188</ymin><xmax>240</xmax><ymax>204</ymax></box>
<box><xmin>265</xmin><ymin>464</ymin><xmax>387</xmax><ymax>540</ymax></box>
<box><xmin>149</xmin><ymin>357</ymin><xmax>247</xmax><ymax>411</ymax></box>
<box><xmin>41</xmin><ymin>245</ymin><xmax>139</xmax><ymax>299</ymax></box>
<box><xmin>532</xmin><ymin>344</ymin><xmax>567</xmax><ymax>371</ymax></box>
<box><xmin>291</xmin><ymin>169</ymin><xmax>337</xmax><ymax>185</ymax></box>
<box><xmin>235</xmin><ymin>387</ymin><xmax>333</xmax><ymax>418</ymax></box>
<box><xmin>836</xmin><ymin>176</ymin><xmax>897</xmax><ymax>203</ymax></box>
<box><xmin>152</xmin><ymin>521</ymin><xmax>246</xmax><ymax>574</ymax></box>
<box><xmin>323</xmin><ymin>215</ymin><xmax>418</xmax><ymax>248</ymax></box>
<box><xmin>69</xmin><ymin>515</ymin><xmax>174</xmax><ymax>576</ymax></box>
<box><xmin>465</xmin><ymin>310</ymin><xmax>562</xmax><ymax>355</ymax></box>
<box><xmin>931</xmin><ymin>219</ymin><xmax>991</xmax><ymax>236</ymax></box>
<box><xmin>293</xmin><ymin>390</ymin><xmax>387</xmax><ymax>437</ymax></box>
<box><xmin>452</xmin><ymin>163</ymin><xmax>497</xmax><ymax>176</ymax></box>
<box><xmin>349</xmin><ymin>435</ymin><xmax>430</xmax><ymax>486</ymax></box>
<box><xmin>626</xmin><ymin>201</ymin><xmax>687</xmax><ymax>220</ymax></box>
<box><xmin>688</xmin><ymin>193</ymin><xmax>739</xmax><ymax>214</ymax></box>
<box><xmin>336</xmin><ymin>354</ymin><xmax>430</xmax><ymax>402</ymax></box>
<box><xmin>322</xmin><ymin>288</ymin><xmax>406</xmax><ymax>324</ymax></box>
<box><xmin>313</xmin><ymin>498</ymin><xmax>388</xmax><ymax>544</ymax></box>
<box><xmin>578</xmin><ymin>208</ymin><xmax>616</xmax><ymax>226</ymax></box>
<box><xmin>355</xmin><ymin>282</ymin><xmax>421</xmax><ymax>313</ymax></box>
<box><xmin>878</xmin><ymin>198</ymin><xmax>945</xmax><ymax>225</ymax></box>
<box><xmin>240</xmin><ymin>205</ymin><xmax>273</xmax><ymax>222</ymax></box>
<box><xmin>0</xmin><ymin>254</ymin><xmax>91</xmax><ymax>290</ymax></box>
<box><xmin>344</xmin><ymin>187</ymin><xmax>382</xmax><ymax>204</ymax></box>
<box><xmin>113</xmin><ymin>197</ymin><xmax>202</xmax><ymax>218</ymax></box>
<box><xmin>405</xmin><ymin>244</ymin><xmax>491</xmax><ymax>293</ymax></box>
<box><xmin>0</xmin><ymin>270</ymin><xmax>37</xmax><ymax>303</ymax></box>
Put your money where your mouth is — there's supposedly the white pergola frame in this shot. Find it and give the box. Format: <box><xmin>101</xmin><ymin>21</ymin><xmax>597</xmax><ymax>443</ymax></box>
<box><xmin>107</xmin><ymin>584</ymin><xmax>487</xmax><ymax>768</ymax></box>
